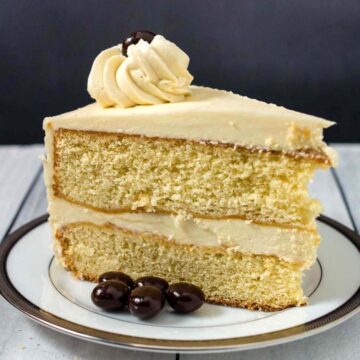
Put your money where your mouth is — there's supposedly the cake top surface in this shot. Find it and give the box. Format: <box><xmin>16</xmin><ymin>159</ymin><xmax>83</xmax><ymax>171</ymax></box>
<box><xmin>51</xmin><ymin>85</ymin><xmax>332</xmax><ymax>126</ymax></box>
<box><xmin>45</xmin><ymin>85</ymin><xmax>335</xmax><ymax>158</ymax></box>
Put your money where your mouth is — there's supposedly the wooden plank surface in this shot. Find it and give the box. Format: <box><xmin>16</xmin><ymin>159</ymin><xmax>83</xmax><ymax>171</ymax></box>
<box><xmin>332</xmin><ymin>144</ymin><xmax>360</xmax><ymax>232</ymax></box>
<box><xmin>0</xmin><ymin>144</ymin><xmax>359</xmax><ymax>360</ymax></box>
<box><xmin>0</xmin><ymin>145</ymin><xmax>43</xmax><ymax>240</ymax></box>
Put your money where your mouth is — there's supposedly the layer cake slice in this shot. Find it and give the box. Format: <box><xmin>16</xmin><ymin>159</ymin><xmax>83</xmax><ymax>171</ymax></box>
<box><xmin>43</xmin><ymin>33</ymin><xmax>336</xmax><ymax>311</ymax></box>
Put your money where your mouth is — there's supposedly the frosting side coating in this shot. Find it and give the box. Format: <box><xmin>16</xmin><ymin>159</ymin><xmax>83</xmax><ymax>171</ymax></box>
<box><xmin>45</xmin><ymin>86</ymin><xmax>336</xmax><ymax>156</ymax></box>
<box><xmin>48</xmin><ymin>198</ymin><xmax>318</xmax><ymax>267</ymax></box>
<box><xmin>87</xmin><ymin>35</ymin><xmax>193</xmax><ymax>108</ymax></box>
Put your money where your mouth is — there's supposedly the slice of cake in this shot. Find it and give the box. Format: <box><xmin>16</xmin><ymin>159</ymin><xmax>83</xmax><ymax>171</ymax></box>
<box><xmin>43</xmin><ymin>32</ymin><xmax>336</xmax><ymax>311</ymax></box>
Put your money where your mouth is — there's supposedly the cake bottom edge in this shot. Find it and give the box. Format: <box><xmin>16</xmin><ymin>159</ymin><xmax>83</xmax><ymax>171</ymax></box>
<box><xmin>58</xmin><ymin>266</ymin><xmax>307</xmax><ymax>312</ymax></box>
<box><xmin>54</xmin><ymin>221</ymin><xmax>308</xmax><ymax>312</ymax></box>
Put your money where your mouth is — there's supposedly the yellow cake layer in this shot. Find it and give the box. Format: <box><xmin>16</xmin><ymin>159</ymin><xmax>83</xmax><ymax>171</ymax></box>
<box><xmin>53</xmin><ymin>128</ymin><xmax>327</xmax><ymax>227</ymax></box>
<box><xmin>55</xmin><ymin>222</ymin><xmax>306</xmax><ymax>311</ymax></box>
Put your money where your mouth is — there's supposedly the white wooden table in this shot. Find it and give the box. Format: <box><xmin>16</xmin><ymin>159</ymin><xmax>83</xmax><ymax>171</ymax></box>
<box><xmin>0</xmin><ymin>144</ymin><xmax>359</xmax><ymax>360</ymax></box>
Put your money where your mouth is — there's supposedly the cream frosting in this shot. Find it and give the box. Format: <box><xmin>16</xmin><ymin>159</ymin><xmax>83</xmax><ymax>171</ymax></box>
<box><xmin>48</xmin><ymin>198</ymin><xmax>318</xmax><ymax>267</ymax></box>
<box><xmin>45</xmin><ymin>86</ymin><xmax>336</xmax><ymax>157</ymax></box>
<box><xmin>87</xmin><ymin>35</ymin><xmax>193</xmax><ymax>108</ymax></box>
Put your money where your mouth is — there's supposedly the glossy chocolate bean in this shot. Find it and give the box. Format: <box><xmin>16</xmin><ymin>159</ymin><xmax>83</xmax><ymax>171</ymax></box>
<box><xmin>122</xmin><ymin>30</ymin><xmax>155</xmax><ymax>56</ymax></box>
<box><xmin>134</xmin><ymin>276</ymin><xmax>169</xmax><ymax>294</ymax></box>
<box><xmin>91</xmin><ymin>280</ymin><xmax>130</xmax><ymax>311</ymax></box>
<box><xmin>167</xmin><ymin>283</ymin><xmax>205</xmax><ymax>314</ymax></box>
<box><xmin>128</xmin><ymin>285</ymin><xmax>163</xmax><ymax>319</ymax></box>
<box><xmin>98</xmin><ymin>271</ymin><xmax>134</xmax><ymax>289</ymax></box>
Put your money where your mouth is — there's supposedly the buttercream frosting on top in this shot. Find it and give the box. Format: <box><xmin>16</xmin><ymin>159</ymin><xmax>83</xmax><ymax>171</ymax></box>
<box><xmin>45</xmin><ymin>86</ymin><xmax>336</xmax><ymax>159</ymax></box>
<box><xmin>87</xmin><ymin>35</ymin><xmax>193</xmax><ymax>108</ymax></box>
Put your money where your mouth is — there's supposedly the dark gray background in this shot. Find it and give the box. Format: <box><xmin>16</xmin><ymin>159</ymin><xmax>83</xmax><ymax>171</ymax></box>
<box><xmin>1</xmin><ymin>0</ymin><xmax>359</xmax><ymax>144</ymax></box>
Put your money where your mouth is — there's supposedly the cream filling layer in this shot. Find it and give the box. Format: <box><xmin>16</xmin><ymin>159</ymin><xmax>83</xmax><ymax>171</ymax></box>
<box><xmin>44</xmin><ymin>86</ymin><xmax>336</xmax><ymax>158</ymax></box>
<box><xmin>49</xmin><ymin>198</ymin><xmax>319</xmax><ymax>267</ymax></box>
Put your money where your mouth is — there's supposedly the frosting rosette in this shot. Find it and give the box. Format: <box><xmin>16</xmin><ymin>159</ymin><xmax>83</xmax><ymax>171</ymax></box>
<box><xmin>87</xmin><ymin>35</ymin><xmax>194</xmax><ymax>108</ymax></box>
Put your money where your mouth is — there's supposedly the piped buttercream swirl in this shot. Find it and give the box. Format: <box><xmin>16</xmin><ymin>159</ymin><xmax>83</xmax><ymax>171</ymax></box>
<box><xmin>87</xmin><ymin>35</ymin><xmax>193</xmax><ymax>108</ymax></box>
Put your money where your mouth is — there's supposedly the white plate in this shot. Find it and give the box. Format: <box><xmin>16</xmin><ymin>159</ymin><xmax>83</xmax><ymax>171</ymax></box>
<box><xmin>0</xmin><ymin>215</ymin><xmax>360</xmax><ymax>354</ymax></box>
